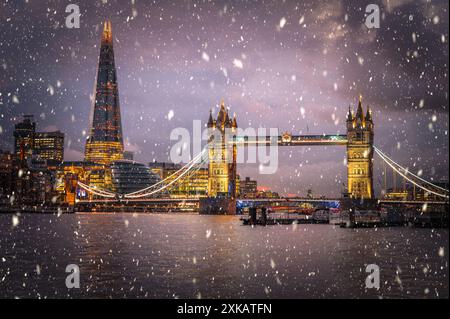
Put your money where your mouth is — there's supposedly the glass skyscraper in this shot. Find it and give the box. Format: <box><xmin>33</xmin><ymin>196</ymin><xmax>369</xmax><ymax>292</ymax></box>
<box><xmin>111</xmin><ymin>161</ymin><xmax>162</xmax><ymax>195</ymax></box>
<box><xmin>85</xmin><ymin>20</ymin><xmax>124</xmax><ymax>165</ymax></box>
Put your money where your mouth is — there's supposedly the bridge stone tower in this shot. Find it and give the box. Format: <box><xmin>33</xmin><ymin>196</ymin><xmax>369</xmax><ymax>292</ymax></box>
<box><xmin>207</xmin><ymin>101</ymin><xmax>237</xmax><ymax>198</ymax></box>
<box><xmin>346</xmin><ymin>96</ymin><xmax>374</xmax><ymax>199</ymax></box>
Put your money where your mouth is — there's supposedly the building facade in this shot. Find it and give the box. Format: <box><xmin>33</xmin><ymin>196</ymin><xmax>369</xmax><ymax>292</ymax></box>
<box><xmin>240</xmin><ymin>177</ymin><xmax>257</xmax><ymax>198</ymax></box>
<box><xmin>0</xmin><ymin>150</ymin><xmax>14</xmax><ymax>202</ymax></box>
<box><xmin>34</xmin><ymin>131</ymin><xmax>64</xmax><ymax>162</ymax></box>
<box><xmin>55</xmin><ymin>161</ymin><xmax>109</xmax><ymax>204</ymax></box>
<box><xmin>13</xmin><ymin>115</ymin><xmax>35</xmax><ymax>160</ymax></box>
<box><xmin>111</xmin><ymin>160</ymin><xmax>161</xmax><ymax>194</ymax></box>
<box><xmin>13</xmin><ymin>115</ymin><xmax>64</xmax><ymax>163</ymax></box>
<box><xmin>85</xmin><ymin>20</ymin><xmax>124</xmax><ymax>165</ymax></box>
<box><xmin>346</xmin><ymin>96</ymin><xmax>374</xmax><ymax>199</ymax></box>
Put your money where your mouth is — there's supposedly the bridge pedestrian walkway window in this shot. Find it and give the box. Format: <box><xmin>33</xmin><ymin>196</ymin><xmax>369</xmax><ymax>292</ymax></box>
<box><xmin>353</xmin><ymin>168</ymin><xmax>366</xmax><ymax>175</ymax></box>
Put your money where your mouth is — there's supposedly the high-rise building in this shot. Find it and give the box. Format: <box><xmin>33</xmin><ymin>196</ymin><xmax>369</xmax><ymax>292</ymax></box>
<box><xmin>13</xmin><ymin>115</ymin><xmax>35</xmax><ymax>160</ymax></box>
<box><xmin>240</xmin><ymin>177</ymin><xmax>257</xmax><ymax>198</ymax></box>
<box><xmin>0</xmin><ymin>150</ymin><xmax>14</xmax><ymax>201</ymax></box>
<box><xmin>346</xmin><ymin>96</ymin><xmax>374</xmax><ymax>199</ymax></box>
<box><xmin>34</xmin><ymin>131</ymin><xmax>64</xmax><ymax>162</ymax></box>
<box><xmin>13</xmin><ymin>115</ymin><xmax>64</xmax><ymax>163</ymax></box>
<box><xmin>85</xmin><ymin>20</ymin><xmax>124</xmax><ymax>165</ymax></box>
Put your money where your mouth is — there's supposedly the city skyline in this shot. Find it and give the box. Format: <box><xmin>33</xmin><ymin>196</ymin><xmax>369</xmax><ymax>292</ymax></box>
<box><xmin>0</xmin><ymin>0</ymin><xmax>448</xmax><ymax>196</ymax></box>
<box><xmin>0</xmin><ymin>0</ymin><xmax>448</xmax><ymax>302</ymax></box>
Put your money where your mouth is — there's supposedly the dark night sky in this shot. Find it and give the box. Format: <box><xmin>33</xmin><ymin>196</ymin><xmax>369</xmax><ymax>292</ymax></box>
<box><xmin>0</xmin><ymin>0</ymin><xmax>448</xmax><ymax>196</ymax></box>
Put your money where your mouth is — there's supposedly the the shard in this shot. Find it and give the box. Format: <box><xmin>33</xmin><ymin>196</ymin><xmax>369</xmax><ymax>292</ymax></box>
<box><xmin>84</xmin><ymin>20</ymin><xmax>124</xmax><ymax>165</ymax></box>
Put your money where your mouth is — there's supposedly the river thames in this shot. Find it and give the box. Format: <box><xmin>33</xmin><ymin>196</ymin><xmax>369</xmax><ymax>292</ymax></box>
<box><xmin>0</xmin><ymin>213</ymin><xmax>448</xmax><ymax>299</ymax></box>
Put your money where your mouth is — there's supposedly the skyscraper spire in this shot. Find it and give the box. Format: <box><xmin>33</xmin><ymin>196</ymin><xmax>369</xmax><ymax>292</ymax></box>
<box><xmin>102</xmin><ymin>20</ymin><xmax>112</xmax><ymax>44</ymax></box>
<box><xmin>85</xmin><ymin>20</ymin><xmax>124</xmax><ymax>165</ymax></box>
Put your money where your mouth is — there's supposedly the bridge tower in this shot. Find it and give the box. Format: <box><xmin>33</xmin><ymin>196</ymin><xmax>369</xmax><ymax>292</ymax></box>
<box><xmin>207</xmin><ymin>101</ymin><xmax>237</xmax><ymax>198</ymax></box>
<box><xmin>346</xmin><ymin>96</ymin><xmax>374</xmax><ymax>199</ymax></box>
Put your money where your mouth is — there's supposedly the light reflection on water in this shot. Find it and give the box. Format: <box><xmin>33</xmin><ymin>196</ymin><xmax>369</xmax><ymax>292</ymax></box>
<box><xmin>0</xmin><ymin>213</ymin><xmax>448</xmax><ymax>299</ymax></box>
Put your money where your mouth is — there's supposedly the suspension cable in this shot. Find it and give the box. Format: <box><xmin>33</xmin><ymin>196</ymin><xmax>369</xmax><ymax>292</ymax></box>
<box><xmin>153</xmin><ymin>153</ymin><xmax>208</xmax><ymax>197</ymax></box>
<box><xmin>77</xmin><ymin>181</ymin><xmax>116</xmax><ymax>198</ymax></box>
<box><xmin>124</xmin><ymin>147</ymin><xmax>207</xmax><ymax>196</ymax></box>
<box><xmin>374</xmin><ymin>148</ymin><xmax>448</xmax><ymax>199</ymax></box>
<box><xmin>124</xmin><ymin>149</ymin><xmax>208</xmax><ymax>198</ymax></box>
<box><xmin>125</xmin><ymin>155</ymin><xmax>206</xmax><ymax>198</ymax></box>
<box><xmin>374</xmin><ymin>146</ymin><xmax>448</xmax><ymax>193</ymax></box>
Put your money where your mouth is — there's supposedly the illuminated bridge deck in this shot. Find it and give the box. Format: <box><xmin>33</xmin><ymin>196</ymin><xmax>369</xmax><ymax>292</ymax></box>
<box><xmin>233</xmin><ymin>134</ymin><xmax>348</xmax><ymax>146</ymax></box>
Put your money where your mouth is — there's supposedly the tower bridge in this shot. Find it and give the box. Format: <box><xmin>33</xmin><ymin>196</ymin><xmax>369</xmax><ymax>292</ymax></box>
<box><xmin>206</xmin><ymin>96</ymin><xmax>374</xmax><ymax>200</ymax></box>
<box><xmin>76</xmin><ymin>96</ymin><xmax>448</xmax><ymax>213</ymax></box>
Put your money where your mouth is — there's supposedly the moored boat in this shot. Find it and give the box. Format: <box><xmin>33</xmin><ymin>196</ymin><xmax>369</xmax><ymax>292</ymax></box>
<box><xmin>329</xmin><ymin>208</ymin><xmax>342</xmax><ymax>225</ymax></box>
<box><xmin>339</xmin><ymin>198</ymin><xmax>383</xmax><ymax>228</ymax></box>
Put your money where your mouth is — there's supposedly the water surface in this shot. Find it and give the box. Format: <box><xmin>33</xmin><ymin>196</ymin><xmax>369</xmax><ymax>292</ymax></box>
<box><xmin>0</xmin><ymin>213</ymin><xmax>447</xmax><ymax>298</ymax></box>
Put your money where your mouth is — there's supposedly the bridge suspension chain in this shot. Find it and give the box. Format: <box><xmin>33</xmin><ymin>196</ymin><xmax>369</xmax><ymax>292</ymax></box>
<box><xmin>374</xmin><ymin>146</ymin><xmax>449</xmax><ymax>193</ymax></box>
<box><xmin>124</xmin><ymin>148</ymin><xmax>206</xmax><ymax>198</ymax></box>
<box><xmin>77</xmin><ymin>148</ymin><xmax>208</xmax><ymax>199</ymax></box>
<box><xmin>124</xmin><ymin>148</ymin><xmax>208</xmax><ymax>198</ymax></box>
<box><xmin>150</xmin><ymin>153</ymin><xmax>208</xmax><ymax>197</ymax></box>
<box><xmin>76</xmin><ymin>145</ymin><xmax>209</xmax><ymax>199</ymax></box>
<box><xmin>373</xmin><ymin>146</ymin><xmax>449</xmax><ymax>199</ymax></box>
<box><xmin>123</xmin><ymin>148</ymin><xmax>207</xmax><ymax>197</ymax></box>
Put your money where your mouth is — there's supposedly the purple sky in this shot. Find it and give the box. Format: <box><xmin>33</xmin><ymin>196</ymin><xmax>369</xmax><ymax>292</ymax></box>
<box><xmin>0</xmin><ymin>0</ymin><xmax>448</xmax><ymax>196</ymax></box>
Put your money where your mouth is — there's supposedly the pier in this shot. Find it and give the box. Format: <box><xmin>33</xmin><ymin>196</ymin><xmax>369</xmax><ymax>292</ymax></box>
<box><xmin>238</xmin><ymin>199</ymin><xmax>449</xmax><ymax>228</ymax></box>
